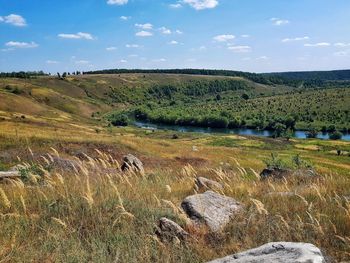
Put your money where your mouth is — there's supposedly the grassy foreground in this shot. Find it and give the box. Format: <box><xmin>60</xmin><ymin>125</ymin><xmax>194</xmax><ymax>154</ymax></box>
<box><xmin>0</xmin><ymin>116</ymin><xmax>350</xmax><ymax>262</ymax></box>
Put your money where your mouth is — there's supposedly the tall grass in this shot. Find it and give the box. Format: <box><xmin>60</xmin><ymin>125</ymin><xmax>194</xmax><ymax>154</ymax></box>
<box><xmin>0</xmin><ymin>150</ymin><xmax>349</xmax><ymax>262</ymax></box>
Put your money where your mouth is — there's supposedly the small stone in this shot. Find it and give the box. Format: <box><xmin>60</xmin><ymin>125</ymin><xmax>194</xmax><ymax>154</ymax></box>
<box><xmin>121</xmin><ymin>154</ymin><xmax>144</xmax><ymax>174</ymax></box>
<box><xmin>195</xmin><ymin>177</ymin><xmax>223</xmax><ymax>191</ymax></box>
<box><xmin>155</xmin><ymin>217</ymin><xmax>189</xmax><ymax>242</ymax></box>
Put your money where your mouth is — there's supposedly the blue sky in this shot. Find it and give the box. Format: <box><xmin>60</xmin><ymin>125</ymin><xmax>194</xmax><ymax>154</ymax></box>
<box><xmin>1</xmin><ymin>0</ymin><xmax>350</xmax><ymax>73</ymax></box>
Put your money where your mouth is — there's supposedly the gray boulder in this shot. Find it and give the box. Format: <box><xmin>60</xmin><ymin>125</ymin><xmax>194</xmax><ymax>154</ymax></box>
<box><xmin>195</xmin><ymin>177</ymin><xmax>223</xmax><ymax>191</ymax></box>
<box><xmin>121</xmin><ymin>154</ymin><xmax>144</xmax><ymax>174</ymax></box>
<box><xmin>155</xmin><ymin>217</ymin><xmax>189</xmax><ymax>242</ymax></box>
<box><xmin>207</xmin><ymin>242</ymin><xmax>326</xmax><ymax>263</ymax></box>
<box><xmin>181</xmin><ymin>191</ymin><xmax>242</xmax><ymax>232</ymax></box>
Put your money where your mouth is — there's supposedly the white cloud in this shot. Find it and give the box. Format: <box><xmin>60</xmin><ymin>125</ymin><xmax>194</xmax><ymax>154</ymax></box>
<box><xmin>120</xmin><ymin>59</ymin><xmax>128</xmax><ymax>63</ymax></box>
<box><xmin>5</xmin><ymin>41</ymin><xmax>38</xmax><ymax>48</ymax></box>
<box><xmin>170</xmin><ymin>3</ymin><xmax>182</xmax><ymax>8</ymax></box>
<box><xmin>135</xmin><ymin>23</ymin><xmax>153</xmax><ymax>30</ymax></box>
<box><xmin>0</xmin><ymin>14</ymin><xmax>27</xmax><ymax>27</ymax></box>
<box><xmin>128</xmin><ymin>54</ymin><xmax>138</xmax><ymax>57</ymax></box>
<box><xmin>270</xmin><ymin>18</ymin><xmax>290</xmax><ymax>26</ymax></box>
<box><xmin>241</xmin><ymin>34</ymin><xmax>250</xmax><ymax>38</ymax></box>
<box><xmin>106</xmin><ymin>46</ymin><xmax>117</xmax><ymax>51</ymax></box>
<box><xmin>175</xmin><ymin>29</ymin><xmax>183</xmax><ymax>34</ymax></box>
<box><xmin>213</xmin><ymin>34</ymin><xmax>235</xmax><ymax>42</ymax></box>
<box><xmin>58</xmin><ymin>32</ymin><xmax>94</xmax><ymax>40</ymax></box>
<box><xmin>126</xmin><ymin>44</ymin><xmax>140</xmax><ymax>48</ymax></box>
<box><xmin>182</xmin><ymin>0</ymin><xmax>219</xmax><ymax>10</ymax></box>
<box><xmin>46</xmin><ymin>60</ymin><xmax>59</xmax><ymax>64</ymax></box>
<box><xmin>136</xmin><ymin>31</ymin><xmax>153</xmax><ymax>37</ymax></box>
<box><xmin>199</xmin><ymin>45</ymin><xmax>206</xmax><ymax>51</ymax></box>
<box><xmin>334</xmin><ymin>42</ymin><xmax>350</xmax><ymax>47</ymax></box>
<box><xmin>75</xmin><ymin>60</ymin><xmax>89</xmax><ymax>64</ymax></box>
<box><xmin>107</xmin><ymin>0</ymin><xmax>128</xmax><ymax>5</ymax></box>
<box><xmin>120</xmin><ymin>16</ymin><xmax>131</xmax><ymax>20</ymax></box>
<box><xmin>227</xmin><ymin>45</ymin><xmax>252</xmax><ymax>53</ymax></box>
<box><xmin>168</xmin><ymin>40</ymin><xmax>179</xmax><ymax>45</ymax></box>
<box><xmin>282</xmin><ymin>36</ymin><xmax>309</xmax><ymax>42</ymax></box>
<box><xmin>304</xmin><ymin>42</ymin><xmax>330</xmax><ymax>47</ymax></box>
<box><xmin>256</xmin><ymin>56</ymin><xmax>269</xmax><ymax>60</ymax></box>
<box><xmin>159</xmin><ymin>27</ymin><xmax>171</xmax><ymax>34</ymax></box>
<box><xmin>152</xmin><ymin>58</ymin><xmax>166</xmax><ymax>62</ymax></box>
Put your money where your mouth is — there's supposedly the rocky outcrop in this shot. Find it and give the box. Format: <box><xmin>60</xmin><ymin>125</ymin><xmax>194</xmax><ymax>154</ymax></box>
<box><xmin>207</xmin><ymin>242</ymin><xmax>326</xmax><ymax>263</ymax></box>
<box><xmin>155</xmin><ymin>217</ymin><xmax>189</xmax><ymax>242</ymax></box>
<box><xmin>121</xmin><ymin>154</ymin><xmax>144</xmax><ymax>174</ymax></box>
<box><xmin>181</xmin><ymin>191</ymin><xmax>242</xmax><ymax>232</ymax></box>
<box><xmin>195</xmin><ymin>177</ymin><xmax>223</xmax><ymax>191</ymax></box>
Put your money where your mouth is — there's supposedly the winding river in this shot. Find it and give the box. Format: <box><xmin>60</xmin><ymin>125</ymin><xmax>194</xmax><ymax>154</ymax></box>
<box><xmin>134</xmin><ymin>121</ymin><xmax>350</xmax><ymax>141</ymax></box>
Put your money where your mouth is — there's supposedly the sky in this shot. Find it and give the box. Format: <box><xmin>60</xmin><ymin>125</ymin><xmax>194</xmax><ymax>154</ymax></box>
<box><xmin>1</xmin><ymin>0</ymin><xmax>350</xmax><ymax>73</ymax></box>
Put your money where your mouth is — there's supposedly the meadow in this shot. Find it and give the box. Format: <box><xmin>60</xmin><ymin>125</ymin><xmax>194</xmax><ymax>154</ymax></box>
<box><xmin>0</xmin><ymin>73</ymin><xmax>350</xmax><ymax>262</ymax></box>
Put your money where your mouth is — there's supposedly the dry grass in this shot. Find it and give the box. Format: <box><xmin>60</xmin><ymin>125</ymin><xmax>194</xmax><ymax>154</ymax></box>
<box><xmin>0</xmin><ymin>148</ymin><xmax>349</xmax><ymax>262</ymax></box>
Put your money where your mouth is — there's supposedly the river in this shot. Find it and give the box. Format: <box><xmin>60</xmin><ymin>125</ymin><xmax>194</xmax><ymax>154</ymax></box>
<box><xmin>134</xmin><ymin>121</ymin><xmax>350</xmax><ymax>141</ymax></box>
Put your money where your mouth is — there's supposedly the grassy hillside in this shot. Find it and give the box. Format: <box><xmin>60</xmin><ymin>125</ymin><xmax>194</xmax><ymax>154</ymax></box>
<box><xmin>0</xmin><ymin>73</ymin><xmax>350</xmax><ymax>262</ymax></box>
<box><xmin>1</xmin><ymin>73</ymin><xmax>349</xmax><ymax>133</ymax></box>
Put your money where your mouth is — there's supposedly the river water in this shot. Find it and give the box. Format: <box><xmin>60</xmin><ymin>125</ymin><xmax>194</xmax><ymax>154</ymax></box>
<box><xmin>134</xmin><ymin>121</ymin><xmax>350</xmax><ymax>141</ymax></box>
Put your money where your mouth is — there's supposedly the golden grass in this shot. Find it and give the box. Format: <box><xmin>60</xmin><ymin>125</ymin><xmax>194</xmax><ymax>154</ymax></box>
<box><xmin>0</xmin><ymin>148</ymin><xmax>349</xmax><ymax>262</ymax></box>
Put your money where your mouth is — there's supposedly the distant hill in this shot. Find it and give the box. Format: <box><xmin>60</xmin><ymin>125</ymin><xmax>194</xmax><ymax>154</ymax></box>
<box><xmin>265</xmin><ymin>69</ymin><xmax>350</xmax><ymax>81</ymax></box>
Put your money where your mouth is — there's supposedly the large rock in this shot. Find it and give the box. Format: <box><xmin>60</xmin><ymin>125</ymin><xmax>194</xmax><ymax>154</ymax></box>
<box><xmin>181</xmin><ymin>191</ymin><xmax>242</xmax><ymax>232</ymax></box>
<box><xmin>121</xmin><ymin>154</ymin><xmax>144</xmax><ymax>174</ymax></box>
<box><xmin>155</xmin><ymin>217</ymin><xmax>189</xmax><ymax>242</ymax></box>
<box><xmin>195</xmin><ymin>177</ymin><xmax>223</xmax><ymax>191</ymax></box>
<box><xmin>207</xmin><ymin>242</ymin><xmax>326</xmax><ymax>263</ymax></box>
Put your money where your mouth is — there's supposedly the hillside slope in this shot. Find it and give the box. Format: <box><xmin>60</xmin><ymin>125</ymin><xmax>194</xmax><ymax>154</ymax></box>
<box><xmin>0</xmin><ymin>73</ymin><xmax>349</xmax><ymax>131</ymax></box>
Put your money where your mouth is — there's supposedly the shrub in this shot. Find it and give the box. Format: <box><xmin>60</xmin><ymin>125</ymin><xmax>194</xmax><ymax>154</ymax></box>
<box><xmin>329</xmin><ymin>131</ymin><xmax>342</xmax><ymax>140</ymax></box>
<box><xmin>109</xmin><ymin>114</ymin><xmax>129</xmax><ymax>126</ymax></box>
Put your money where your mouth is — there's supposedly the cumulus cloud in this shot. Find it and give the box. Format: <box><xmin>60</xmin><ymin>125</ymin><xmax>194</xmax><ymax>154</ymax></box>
<box><xmin>168</xmin><ymin>40</ymin><xmax>179</xmax><ymax>45</ymax></box>
<box><xmin>182</xmin><ymin>0</ymin><xmax>219</xmax><ymax>10</ymax></box>
<box><xmin>120</xmin><ymin>16</ymin><xmax>131</xmax><ymax>20</ymax></box>
<box><xmin>0</xmin><ymin>14</ymin><xmax>27</xmax><ymax>27</ymax></box>
<box><xmin>227</xmin><ymin>45</ymin><xmax>251</xmax><ymax>53</ymax></box>
<box><xmin>106</xmin><ymin>46</ymin><xmax>117</xmax><ymax>51</ymax></box>
<box><xmin>169</xmin><ymin>3</ymin><xmax>182</xmax><ymax>8</ymax></box>
<box><xmin>75</xmin><ymin>60</ymin><xmax>90</xmax><ymax>64</ymax></box>
<box><xmin>135</xmin><ymin>31</ymin><xmax>153</xmax><ymax>37</ymax></box>
<box><xmin>126</xmin><ymin>44</ymin><xmax>141</xmax><ymax>48</ymax></box>
<box><xmin>5</xmin><ymin>41</ymin><xmax>38</xmax><ymax>48</ymax></box>
<box><xmin>152</xmin><ymin>58</ymin><xmax>166</xmax><ymax>62</ymax></box>
<box><xmin>135</xmin><ymin>23</ymin><xmax>153</xmax><ymax>30</ymax></box>
<box><xmin>58</xmin><ymin>32</ymin><xmax>94</xmax><ymax>40</ymax></box>
<box><xmin>120</xmin><ymin>59</ymin><xmax>128</xmax><ymax>63</ymax></box>
<box><xmin>107</xmin><ymin>0</ymin><xmax>128</xmax><ymax>5</ymax></box>
<box><xmin>213</xmin><ymin>34</ymin><xmax>235</xmax><ymax>42</ymax></box>
<box><xmin>282</xmin><ymin>36</ymin><xmax>309</xmax><ymax>42</ymax></box>
<box><xmin>241</xmin><ymin>34</ymin><xmax>250</xmax><ymax>38</ymax></box>
<box><xmin>159</xmin><ymin>27</ymin><xmax>171</xmax><ymax>34</ymax></box>
<box><xmin>175</xmin><ymin>30</ymin><xmax>183</xmax><ymax>34</ymax></box>
<box><xmin>270</xmin><ymin>18</ymin><xmax>290</xmax><ymax>26</ymax></box>
<box><xmin>256</xmin><ymin>56</ymin><xmax>269</xmax><ymax>60</ymax></box>
<box><xmin>304</xmin><ymin>42</ymin><xmax>330</xmax><ymax>47</ymax></box>
<box><xmin>334</xmin><ymin>43</ymin><xmax>350</xmax><ymax>47</ymax></box>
